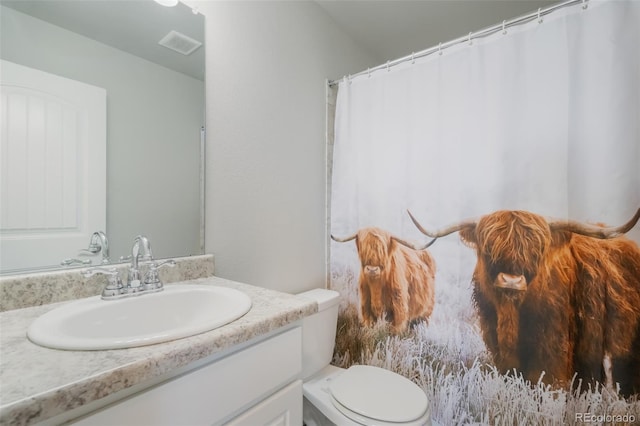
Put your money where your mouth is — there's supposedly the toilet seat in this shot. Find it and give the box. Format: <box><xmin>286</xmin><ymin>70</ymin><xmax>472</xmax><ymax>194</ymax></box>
<box><xmin>328</xmin><ymin>365</ymin><xmax>430</xmax><ymax>426</ymax></box>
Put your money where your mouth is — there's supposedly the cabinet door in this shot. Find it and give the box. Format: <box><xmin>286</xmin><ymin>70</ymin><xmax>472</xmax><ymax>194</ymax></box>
<box><xmin>225</xmin><ymin>380</ymin><xmax>302</xmax><ymax>426</ymax></box>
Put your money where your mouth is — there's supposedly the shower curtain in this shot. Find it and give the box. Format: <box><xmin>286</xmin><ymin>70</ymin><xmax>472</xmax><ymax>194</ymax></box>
<box><xmin>329</xmin><ymin>1</ymin><xmax>640</xmax><ymax>423</ymax></box>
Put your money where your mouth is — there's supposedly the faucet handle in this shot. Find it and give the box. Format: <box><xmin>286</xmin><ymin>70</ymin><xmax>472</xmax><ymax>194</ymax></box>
<box><xmin>61</xmin><ymin>258</ymin><xmax>92</xmax><ymax>266</ymax></box>
<box><xmin>119</xmin><ymin>254</ymin><xmax>152</xmax><ymax>263</ymax></box>
<box><xmin>80</xmin><ymin>248</ymin><xmax>110</xmax><ymax>263</ymax></box>
<box><xmin>79</xmin><ymin>247</ymin><xmax>100</xmax><ymax>255</ymax></box>
<box><xmin>143</xmin><ymin>260</ymin><xmax>176</xmax><ymax>290</ymax></box>
<box><xmin>82</xmin><ymin>267</ymin><xmax>118</xmax><ymax>278</ymax></box>
<box><xmin>82</xmin><ymin>268</ymin><xmax>124</xmax><ymax>299</ymax></box>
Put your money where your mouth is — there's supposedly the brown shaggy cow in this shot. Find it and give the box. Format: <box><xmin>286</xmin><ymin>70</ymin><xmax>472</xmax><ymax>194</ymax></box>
<box><xmin>332</xmin><ymin>227</ymin><xmax>436</xmax><ymax>333</ymax></box>
<box><xmin>408</xmin><ymin>208</ymin><xmax>640</xmax><ymax>396</ymax></box>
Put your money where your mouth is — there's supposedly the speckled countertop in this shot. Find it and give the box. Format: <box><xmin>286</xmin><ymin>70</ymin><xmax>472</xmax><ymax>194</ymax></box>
<box><xmin>0</xmin><ymin>276</ymin><xmax>317</xmax><ymax>425</ymax></box>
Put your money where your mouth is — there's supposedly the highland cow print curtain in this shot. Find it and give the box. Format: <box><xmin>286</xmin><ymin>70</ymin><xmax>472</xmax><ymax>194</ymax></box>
<box><xmin>329</xmin><ymin>1</ymin><xmax>640</xmax><ymax>424</ymax></box>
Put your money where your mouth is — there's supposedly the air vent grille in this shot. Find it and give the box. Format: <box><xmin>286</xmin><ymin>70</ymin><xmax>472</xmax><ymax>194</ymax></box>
<box><xmin>158</xmin><ymin>30</ymin><xmax>202</xmax><ymax>55</ymax></box>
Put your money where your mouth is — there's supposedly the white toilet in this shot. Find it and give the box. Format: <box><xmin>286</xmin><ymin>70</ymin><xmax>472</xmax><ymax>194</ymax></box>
<box><xmin>298</xmin><ymin>289</ymin><xmax>432</xmax><ymax>426</ymax></box>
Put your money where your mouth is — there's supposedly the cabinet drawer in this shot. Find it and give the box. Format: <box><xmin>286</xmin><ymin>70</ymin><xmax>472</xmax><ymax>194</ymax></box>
<box><xmin>73</xmin><ymin>327</ymin><xmax>302</xmax><ymax>425</ymax></box>
<box><xmin>225</xmin><ymin>380</ymin><xmax>302</xmax><ymax>426</ymax></box>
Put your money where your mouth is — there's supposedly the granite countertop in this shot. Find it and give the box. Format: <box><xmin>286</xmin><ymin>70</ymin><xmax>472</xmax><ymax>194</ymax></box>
<box><xmin>0</xmin><ymin>276</ymin><xmax>317</xmax><ymax>425</ymax></box>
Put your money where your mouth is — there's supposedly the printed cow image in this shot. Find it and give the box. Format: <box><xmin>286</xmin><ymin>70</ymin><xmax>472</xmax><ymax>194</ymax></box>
<box><xmin>408</xmin><ymin>208</ymin><xmax>640</xmax><ymax>395</ymax></box>
<box><xmin>332</xmin><ymin>227</ymin><xmax>436</xmax><ymax>333</ymax></box>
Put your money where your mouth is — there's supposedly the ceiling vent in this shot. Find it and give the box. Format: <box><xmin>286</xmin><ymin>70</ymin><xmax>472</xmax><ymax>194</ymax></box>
<box><xmin>158</xmin><ymin>30</ymin><xmax>202</xmax><ymax>55</ymax></box>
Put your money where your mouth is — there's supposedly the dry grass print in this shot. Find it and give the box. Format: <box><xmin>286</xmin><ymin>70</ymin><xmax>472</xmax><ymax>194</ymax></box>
<box><xmin>330</xmin><ymin>252</ymin><xmax>640</xmax><ymax>425</ymax></box>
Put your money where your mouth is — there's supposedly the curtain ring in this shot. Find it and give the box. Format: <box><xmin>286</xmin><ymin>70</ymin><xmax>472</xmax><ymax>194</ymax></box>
<box><xmin>367</xmin><ymin>68</ymin><xmax>371</xmax><ymax>78</ymax></box>
<box><xmin>468</xmin><ymin>32</ymin><xmax>473</xmax><ymax>45</ymax></box>
<box><xmin>411</xmin><ymin>52</ymin><xmax>415</xmax><ymax>64</ymax></box>
<box><xmin>582</xmin><ymin>0</ymin><xmax>588</xmax><ymax>9</ymax></box>
<box><xmin>348</xmin><ymin>74</ymin><xmax>352</xmax><ymax>85</ymax></box>
<box><xmin>438</xmin><ymin>42</ymin><xmax>443</xmax><ymax>56</ymax></box>
<box><xmin>538</xmin><ymin>8</ymin><xmax>543</xmax><ymax>23</ymax></box>
<box><xmin>386</xmin><ymin>60</ymin><xmax>390</xmax><ymax>72</ymax></box>
<box><xmin>502</xmin><ymin>20</ymin><xmax>507</xmax><ymax>35</ymax></box>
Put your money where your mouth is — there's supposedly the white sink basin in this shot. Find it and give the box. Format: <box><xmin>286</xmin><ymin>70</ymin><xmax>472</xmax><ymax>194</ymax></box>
<box><xmin>27</xmin><ymin>285</ymin><xmax>252</xmax><ymax>350</ymax></box>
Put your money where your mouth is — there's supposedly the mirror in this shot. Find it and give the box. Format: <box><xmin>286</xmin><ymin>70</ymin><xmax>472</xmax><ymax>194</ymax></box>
<box><xmin>0</xmin><ymin>0</ymin><xmax>205</xmax><ymax>274</ymax></box>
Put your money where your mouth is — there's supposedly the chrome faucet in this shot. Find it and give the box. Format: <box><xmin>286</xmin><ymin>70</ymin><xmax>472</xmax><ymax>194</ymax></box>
<box><xmin>83</xmin><ymin>235</ymin><xmax>175</xmax><ymax>300</ymax></box>
<box><xmin>83</xmin><ymin>231</ymin><xmax>110</xmax><ymax>264</ymax></box>
<box><xmin>127</xmin><ymin>235</ymin><xmax>154</xmax><ymax>288</ymax></box>
<box><xmin>61</xmin><ymin>231</ymin><xmax>110</xmax><ymax>267</ymax></box>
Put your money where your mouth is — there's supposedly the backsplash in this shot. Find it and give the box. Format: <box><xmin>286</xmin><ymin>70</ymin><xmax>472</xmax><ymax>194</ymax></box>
<box><xmin>0</xmin><ymin>254</ymin><xmax>215</xmax><ymax>312</ymax></box>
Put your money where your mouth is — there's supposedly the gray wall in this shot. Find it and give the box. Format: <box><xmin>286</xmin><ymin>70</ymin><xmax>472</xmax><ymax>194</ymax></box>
<box><xmin>1</xmin><ymin>6</ymin><xmax>204</xmax><ymax>261</ymax></box>
<box><xmin>194</xmin><ymin>1</ymin><xmax>376</xmax><ymax>293</ymax></box>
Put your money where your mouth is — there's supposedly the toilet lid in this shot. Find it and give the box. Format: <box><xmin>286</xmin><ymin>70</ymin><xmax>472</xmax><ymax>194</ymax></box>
<box><xmin>329</xmin><ymin>365</ymin><xmax>429</xmax><ymax>424</ymax></box>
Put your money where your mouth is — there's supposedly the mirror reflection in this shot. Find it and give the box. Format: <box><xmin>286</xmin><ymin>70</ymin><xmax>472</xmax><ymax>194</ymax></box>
<box><xmin>0</xmin><ymin>0</ymin><xmax>205</xmax><ymax>274</ymax></box>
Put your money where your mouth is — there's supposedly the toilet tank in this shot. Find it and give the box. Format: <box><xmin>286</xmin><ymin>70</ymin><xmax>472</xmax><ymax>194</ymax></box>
<box><xmin>297</xmin><ymin>288</ymin><xmax>341</xmax><ymax>380</ymax></box>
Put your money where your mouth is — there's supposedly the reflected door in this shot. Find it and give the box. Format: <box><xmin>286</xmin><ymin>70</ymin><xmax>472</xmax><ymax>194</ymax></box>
<box><xmin>1</xmin><ymin>60</ymin><xmax>106</xmax><ymax>271</ymax></box>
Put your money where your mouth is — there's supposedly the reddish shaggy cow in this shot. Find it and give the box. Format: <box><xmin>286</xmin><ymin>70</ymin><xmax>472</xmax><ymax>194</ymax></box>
<box><xmin>332</xmin><ymin>227</ymin><xmax>436</xmax><ymax>333</ymax></box>
<box><xmin>409</xmin><ymin>208</ymin><xmax>640</xmax><ymax>395</ymax></box>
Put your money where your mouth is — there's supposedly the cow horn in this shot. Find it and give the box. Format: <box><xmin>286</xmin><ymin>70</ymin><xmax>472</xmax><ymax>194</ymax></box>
<box><xmin>331</xmin><ymin>233</ymin><xmax>357</xmax><ymax>243</ymax></box>
<box><xmin>407</xmin><ymin>210</ymin><xmax>478</xmax><ymax>238</ymax></box>
<box><xmin>548</xmin><ymin>208</ymin><xmax>640</xmax><ymax>239</ymax></box>
<box><xmin>391</xmin><ymin>236</ymin><xmax>438</xmax><ymax>250</ymax></box>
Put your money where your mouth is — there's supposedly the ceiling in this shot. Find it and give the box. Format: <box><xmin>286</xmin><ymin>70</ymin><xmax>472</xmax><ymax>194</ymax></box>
<box><xmin>1</xmin><ymin>0</ymin><xmax>205</xmax><ymax>81</ymax></box>
<box><xmin>316</xmin><ymin>0</ymin><xmax>559</xmax><ymax>63</ymax></box>
<box><xmin>2</xmin><ymin>0</ymin><xmax>559</xmax><ymax>81</ymax></box>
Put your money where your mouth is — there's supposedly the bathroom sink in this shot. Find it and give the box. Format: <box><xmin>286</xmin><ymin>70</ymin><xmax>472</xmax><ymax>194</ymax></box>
<box><xmin>27</xmin><ymin>285</ymin><xmax>252</xmax><ymax>350</ymax></box>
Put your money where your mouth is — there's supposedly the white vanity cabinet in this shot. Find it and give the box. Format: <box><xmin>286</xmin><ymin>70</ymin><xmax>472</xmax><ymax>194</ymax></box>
<box><xmin>71</xmin><ymin>327</ymin><xmax>302</xmax><ymax>426</ymax></box>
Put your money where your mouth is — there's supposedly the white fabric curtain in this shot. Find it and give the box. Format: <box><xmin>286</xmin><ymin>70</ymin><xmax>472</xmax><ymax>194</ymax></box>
<box><xmin>329</xmin><ymin>2</ymin><xmax>639</xmax><ymax>420</ymax></box>
<box><xmin>331</xmin><ymin>0</ymin><xmax>640</xmax><ymax>255</ymax></box>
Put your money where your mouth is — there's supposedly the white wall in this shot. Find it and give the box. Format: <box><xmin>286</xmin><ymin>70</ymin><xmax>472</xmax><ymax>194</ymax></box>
<box><xmin>1</xmin><ymin>6</ymin><xmax>204</xmax><ymax>261</ymax></box>
<box><xmin>193</xmin><ymin>1</ymin><xmax>376</xmax><ymax>293</ymax></box>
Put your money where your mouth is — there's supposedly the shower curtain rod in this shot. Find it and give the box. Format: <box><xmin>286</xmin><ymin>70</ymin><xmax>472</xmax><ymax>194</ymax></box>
<box><xmin>328</xmin><ymin>0</ymin><xmax>585</xmax><ymax>87</ymax></box>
